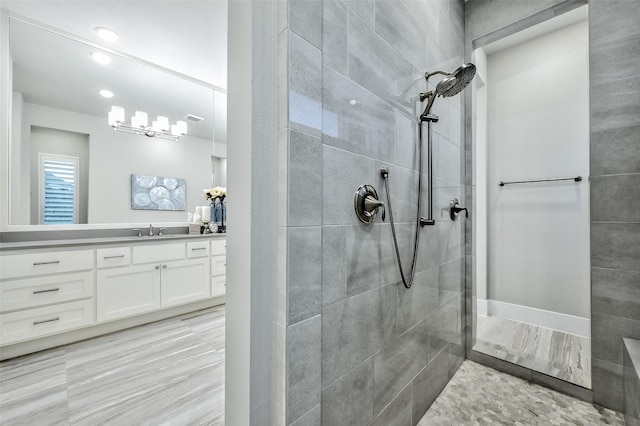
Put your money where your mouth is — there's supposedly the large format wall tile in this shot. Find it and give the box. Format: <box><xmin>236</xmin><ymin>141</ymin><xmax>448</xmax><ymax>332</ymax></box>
<box><xmin>289</xmin><ymin>0</ymin><xmax>322</xmax><ymax>49</ymax></box>
<box><xmin>322</xmin><ymin>144</ymin><xmax>376</xmax><ymax>225</ymax></box>
<box><xmin>591</xmin><ymin>124</ymin><xmax>640</xmax><ymax>176</ymax></box>
<box><xmin>411</xmin><ymin>347</ymin><xmax>449</xmax><ymax>423</ymax></box>
<box><xmin>322</xmin><ymin>225</ymin><xmax>347</xmax><ymax>306</ymax></box>
<box><xmin>321</xmin><ymin>284</ymin><xmax>395</xmax><ymax>387</ymax></box>
<box><xmin>592</xmin><ymin>267</ymin><xmax>640</xmax><ymax>322</ymax></box>
<box><xmin>347</xmin><ymin>9</ymin><xmax>418</xmax><ymax>113</ymax></box>
<box><xmin>374</xmin><ymin>0</ymin><xmax>428</xmax><ymax>72</ymax></box>
<box><xmin>346</xmin><ymin>224</ymin><xmax>399</xmax><ymax>297</ymax></box>
<box><xmin>373</xmin><ymin>325</ymin><xmax>428</xmax><ymax>416</ymax></box>
<box><xmin>286</xmin><ymin>0</ymin><xmax>467</xmax><ymax>422</ymax></box>
<box><xmin>589</xmin><ymin>0</ymin><xmax>640</xmax><ymax>46</ymax></box>
<box><xmin>321</xmin><ymin>358</ymin><xmax>374</xmax><ymax>426</ymax></box>
<box><xmin>590</xmin><ymin>34</ymin><xmax>640</xmax><ymax>87</ymax></box>
<box><xmin>373</xmin><ymin>385</ymin><xmax>412</xmax><ymax>426</ymax></box>
<box><xmin>591</xmin><ymin>174</ymin><xmax>640</xmax><ymax>223</ymax></box>
<box><xmin>323</xmin><ymin>0</ymin><xmax>348</xmax><ymax>74</ymax></box>
<box><xmin>592</xmin><ymin>313</ymin><xmax>640</xmax><ymax>366</ymax></box>
<box><xmin>289</xmin><ymin>32</ymin><xmax>322</xmax><ymax>137</ymax></box>
<box><xmin>288</xmin><ymin>227</ymin><xmax>322</xmax><ymax>325</ymax></box>
<box><xmin>289</xmin><ymin>130</ymin><xmax>323</xmax><ymax>226</ymax></box>
<box><xmin>291</xmin><ymin>405</ymin><xmax>321</xmax><ymax>426</ymax></box>
<box><xmin>593</xmin><ymin>358</ymin><xmax>625</xmax><ymax>412</ymax></box>
<box><xmin>591</xmin><ymin>75</ymin><xmax>640</xmax><ymax>132</ymax></box>
<box><xmin>287</xmin><ymin>316</ymin><xmax>321</xmax><ymax>424</ymax></box>
<box><xmin>322</xmin><ymin>65</ymin><xmax>396</xmax><ymax>161</ymax></box>
<box><xmin>395</xmin><ymin>268</ymin><xmax>439</xmax><ymax>335</ymax></box>
<box><xmin>592</xmin><ymin>222</ymin><xmax>640</xmax><ymax>272</ymax></box>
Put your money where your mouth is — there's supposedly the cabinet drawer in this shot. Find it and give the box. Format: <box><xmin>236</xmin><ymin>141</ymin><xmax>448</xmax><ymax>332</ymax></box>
<box><xmin>210</xmin><ymin>239</ymin><xmax>226</xmax><ymax>256</ymax></box>
<box><xmin>0</xmin><ymin>299</ymin><xmax>94</xmax><ymax>346</ymax></box>
<box><xmin>1</xmin><ymin>272</ymin><xmax>93</xmax><ymax>313</ymax></box>
<box><xmin>211</xmin><ymin>255</ymin><xmax>226</xmax><ymax>276</ymax></box>
<box><xmin>97</xmin><ymin>247</ymin><xmax>131</xmax><ymax>268</ymax></box>
<box><xmin>211</xmin><ymin>275</ymin><xmax>226</xmax><ymax>298</ymax></box>
<box><xmin>132</xmin><ymin>243</ymin><xmax>185</xmax><ymax>264</ymax></box>
<box><xmin>0</xmin><ymin>249</ymin><xmax>94</xmax><ymax>279</ymax></box>
<box><xmin>187</xmin><ymin>241</ymin><xmax>210</xmax><ymax>258</ymax></box>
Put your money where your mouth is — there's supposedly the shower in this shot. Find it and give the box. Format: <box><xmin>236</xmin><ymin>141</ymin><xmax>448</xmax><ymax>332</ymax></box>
<box><xmin>384</xmin><ymin>63</ymin><xmax>476</xmax><ymax>289</ymax></box>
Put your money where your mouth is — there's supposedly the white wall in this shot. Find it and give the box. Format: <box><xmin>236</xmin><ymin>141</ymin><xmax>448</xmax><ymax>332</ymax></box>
<box><xmin>486</xmin><ymin>20</ymin><xmax>590</xmax><ymax>319</ymax></box>
<box><xmin>15</xmin><ymin>101</ymin><xmax>213</xmax><ymax>224</ymax></box>
<box><xmin>29</xmin><ymin>126</ymin><xmax>90</xmax><ymax>224</ymax></box>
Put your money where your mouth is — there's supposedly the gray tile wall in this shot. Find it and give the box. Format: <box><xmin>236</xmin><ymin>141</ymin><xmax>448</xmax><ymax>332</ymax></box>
<box><xmin>589</xmin><ymin>0</ymin><xmax>640</xmax><ymax>411</ymax></box>
<box><xmin>282</xmin><ymin>0</ymin><xmax>467</xmax><ymax>424</ymax></box>
<box><xmin>465</xmin><ymin>0</ymin><xmax>640</xmax><ymax>413</ymax></box>
<box><xmin>623</xmin><ymin>339</ymin><xmax>640</xmax><ymax>426</ymax></box>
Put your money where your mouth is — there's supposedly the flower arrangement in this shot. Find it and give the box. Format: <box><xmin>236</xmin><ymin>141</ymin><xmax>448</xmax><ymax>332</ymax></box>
<box><xmin>204</xmin><ymin>186</ymin><xmax>226</xmax><ymax>201</ymax></box>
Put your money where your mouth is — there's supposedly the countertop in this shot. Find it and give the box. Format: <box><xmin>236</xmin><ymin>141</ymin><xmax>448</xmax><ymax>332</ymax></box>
<box><xmin>0</xmin><ymin>232</ymin><xmax>226</xmax><ymax>252</ymax></box>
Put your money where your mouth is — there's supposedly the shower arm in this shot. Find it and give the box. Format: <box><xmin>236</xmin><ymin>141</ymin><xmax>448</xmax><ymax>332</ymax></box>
<box><xmin>425</xmin><ymin>70</ymin><xmax>450</xmax><ymax>80</ymax></box>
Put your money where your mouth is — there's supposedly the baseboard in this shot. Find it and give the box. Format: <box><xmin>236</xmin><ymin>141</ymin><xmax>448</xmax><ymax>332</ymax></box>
<box><xmin>477</xmin><ymin>298</ymin><xmax>590</xmax><ymax>338</ymax></box>
<box><xmin>477</xmin><ymin>299</ymin><xmax>488</xmax><ymax>316</ymax></box>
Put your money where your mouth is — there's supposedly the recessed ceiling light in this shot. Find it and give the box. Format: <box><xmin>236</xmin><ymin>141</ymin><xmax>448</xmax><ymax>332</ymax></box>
<box><xmin>95</xmin><ymin>27</ymin><xmax>119</xmax><ymax>43</ymax></box>
<box><xmin>99</xmin><ymin>89</ymin><xmax>114</xmax><ymax>98</ymax></box>
<box><xmin>91</xmin><ymin>52</ymin><xmax>111</xmax><ymax>65</ymax></box>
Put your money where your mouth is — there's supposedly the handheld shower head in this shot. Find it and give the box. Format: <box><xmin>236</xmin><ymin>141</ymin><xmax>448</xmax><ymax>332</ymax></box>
<box><xmin>421</xmin><ymin>63</ymin><xmax>476</xmax><ymax>119</ymax></box>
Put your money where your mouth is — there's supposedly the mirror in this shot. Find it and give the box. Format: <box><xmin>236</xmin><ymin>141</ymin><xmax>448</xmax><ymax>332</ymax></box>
<box><xmin>4</xmin><ymin>14</ymin><xmax>226</xmax><ymax>227</ymax></box>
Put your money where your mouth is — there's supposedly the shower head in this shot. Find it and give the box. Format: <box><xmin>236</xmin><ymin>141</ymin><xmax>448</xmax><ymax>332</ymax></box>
<box><xmin>421</xmin><ymin>63</ymin><xmax>476</xmax><ymax>119</ymax></box>
<box><xmin>436</xmin><ymin>63</ymin><xmax>476</xmax><ymax>98</ymax></box>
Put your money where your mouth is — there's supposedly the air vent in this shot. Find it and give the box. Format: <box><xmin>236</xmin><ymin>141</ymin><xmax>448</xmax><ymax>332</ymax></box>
<box><xmin>185</xmin><ymin>114</ymin><xmax>204</xmax><ymax>123</ymax></box>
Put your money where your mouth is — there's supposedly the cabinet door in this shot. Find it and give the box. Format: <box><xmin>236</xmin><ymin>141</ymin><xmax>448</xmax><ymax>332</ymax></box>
<box><xmin>161</xmin><ymin>258</ymin><xmax>210</xmax><ymax>307</ymax></box>
<box><xmin>211</xmin><ymin>275</ymin><xmax>226</xmax><ymax>298</ymax></box>
<box><xmin>97</xmin><ymin>264</ymin><xmax>161</xmax><ymax>322</ymax></box>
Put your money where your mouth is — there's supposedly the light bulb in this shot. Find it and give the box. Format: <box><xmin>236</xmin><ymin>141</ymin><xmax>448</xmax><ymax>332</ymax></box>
<box><xmin>108</xmin><ymin>111</ymin><xmax>118</xmax><ymax>127</ymax></box>
<box><xmin>95</xmin><ymin>27</ymin><xmax>119</xmax><ymax>43</ymax></box>
<box><xmin>135</xmin><ymin>111</ymin><xmax>148</xmax><ymax>128</ymax></box>
<box><xmin>156</xmin><ymin>116</ymin><xmax>170</xmax><ymax>131</ymax></box>
<box><xmin>91</xmin><ymin>52</ymin><xmax>111</xmax><ymax>65</ymax></box>
<box><xmin>110</xmin><ymin>106</ymin><xmax>125</xmax><ymax>122</ymax></box>
<box><xmin>176</xmin><ymin>120</ymin><xmax>188</xmax><ymax>135</ymax></box>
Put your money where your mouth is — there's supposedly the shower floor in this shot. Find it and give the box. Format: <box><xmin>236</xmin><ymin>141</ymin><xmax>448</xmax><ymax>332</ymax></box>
<box><xmin>473</xmin><ymin>315</ymin><xmax>591</xmax><ymax>388</ymax></box>
<box><xmin>418</xmin><ymin>360</ymin><xmax>623</xmax><ymax>425</ymax></box>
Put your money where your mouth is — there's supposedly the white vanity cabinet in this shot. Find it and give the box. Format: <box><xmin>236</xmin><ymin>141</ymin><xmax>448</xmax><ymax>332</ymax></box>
<box><xmin>210</xmin><ymin>238</ymin><xmax>226</xmax><ymax>297</ymax></box>
<box><xmin>0</xmin><ymin>236</ymin><xmax>224</xmax><ymax>357</ymax></box>
<box><xmin>96</xmin><ymin>242</ymin><xmax>211</xmax><ymax>322</ymax></box>
<box><xmin>0</xmin><ymin>249</ymin><xmax>95</xmax><ymax>345</ymax></box>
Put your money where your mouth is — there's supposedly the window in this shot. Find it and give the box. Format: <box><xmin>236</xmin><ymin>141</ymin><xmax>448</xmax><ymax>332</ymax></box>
<box><xmin>38</xmin><ymin>153</ymin><xmax>79</xmax><ymax>224</ymax></box>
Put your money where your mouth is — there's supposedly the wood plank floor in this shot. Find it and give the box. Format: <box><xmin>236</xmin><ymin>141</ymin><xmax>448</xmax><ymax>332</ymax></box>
<box><xmin>0</xmin><ymin>306</ymin><xmax>225</xmax><ymax>425</ymax></box>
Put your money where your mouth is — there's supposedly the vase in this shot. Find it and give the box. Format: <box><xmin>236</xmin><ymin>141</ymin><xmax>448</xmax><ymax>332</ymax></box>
<box><xmin>218</xmin><ymin>196</ymin><xmax>226</xmax><ymax>233</ymax></box>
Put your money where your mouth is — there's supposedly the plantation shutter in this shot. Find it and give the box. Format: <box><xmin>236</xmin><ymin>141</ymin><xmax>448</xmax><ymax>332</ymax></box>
<box><xmin>39</xmin><ymin>154</ymin><xmax>79</xmax><ymax>224</ymax></box>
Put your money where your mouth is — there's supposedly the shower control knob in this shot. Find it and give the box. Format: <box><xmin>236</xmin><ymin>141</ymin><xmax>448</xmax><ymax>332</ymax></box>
<box><xmin>354</xmin><ymin>185</ymin><xmax>385</xmax><ymax>224</ymax></box>
<box><xmin>450</xmin><ymin>198</ymin><xmax>468</xmax><ymax>221</ymax></box>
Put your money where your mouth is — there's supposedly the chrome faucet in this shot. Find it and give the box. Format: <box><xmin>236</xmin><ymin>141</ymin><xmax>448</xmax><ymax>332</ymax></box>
<box><xmin>148</xmin><ymin>223</ymin><xmax>154</xmax><ymax>236</ymax></box>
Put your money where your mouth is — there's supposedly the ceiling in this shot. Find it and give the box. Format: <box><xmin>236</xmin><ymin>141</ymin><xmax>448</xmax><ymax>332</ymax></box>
<box><xmin>1</xmin><ymin>0</ymin><xmax>228</xmax><ymax>89</ymax></box>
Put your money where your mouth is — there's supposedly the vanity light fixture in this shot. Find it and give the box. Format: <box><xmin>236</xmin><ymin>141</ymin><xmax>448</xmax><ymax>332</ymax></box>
<box><xmin>108</xmin><ymin>106</ymin><xmax>188</xmax><ymax>141</ymax></box>
<box><xmin>95</xmin><ymin>27</ymin><xmax>119</xmax><ymax>43</ymax></box>
<box><xmin>91</xmin><ymin>51</ymin><xmax>111</xmax><ymax>65</ymax></box>
<box><xmin>99</xmin><ymin>89</ymin><xmax>114</xmax><ymax>98</ymax></box>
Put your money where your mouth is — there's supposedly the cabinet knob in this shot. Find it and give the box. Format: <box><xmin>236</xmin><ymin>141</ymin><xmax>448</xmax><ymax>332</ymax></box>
<box><xmin>162</xmin><ymin>264</ymin><xmax>167</xmax><ymax>269</ymax></box>
<box><xmin>155</xmin><ymin>265</ymin><xmax>160</xmax><ymax>270</ymax></box>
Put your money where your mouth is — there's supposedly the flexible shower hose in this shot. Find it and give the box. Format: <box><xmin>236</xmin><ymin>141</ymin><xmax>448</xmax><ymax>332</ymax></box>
<box><xmin>381</xmin><ymin>120</ymin><xmax>426</xmax><ymax>289</ymax></box>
